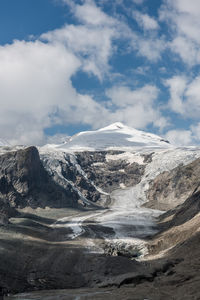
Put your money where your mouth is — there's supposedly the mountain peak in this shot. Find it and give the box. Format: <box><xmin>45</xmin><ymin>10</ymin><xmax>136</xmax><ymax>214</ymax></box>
<box><xmin>53</xmin><ymin>122</ymin><xmax>171</xmax><ymax>152</ymax></box>
<box><xmin>98</xmin><ymin>122</ymin><xmax>126</xmax><ymax>131</ymax></box>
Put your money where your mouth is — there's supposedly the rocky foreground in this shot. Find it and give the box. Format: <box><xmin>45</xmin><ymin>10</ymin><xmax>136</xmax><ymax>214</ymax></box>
<box><xmin>0</xmin><ymin>143</ymin><xmax>200</xmax><ymax>299</ymax></box>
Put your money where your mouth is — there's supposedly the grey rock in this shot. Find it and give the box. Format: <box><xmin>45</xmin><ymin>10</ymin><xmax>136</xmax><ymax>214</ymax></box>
<box><xmin>76</xmin><ymin>151</ymin><xmax>145</xmax><ymax>193</ymax></box>
<box><xmin>0</xmin><ymin>147</ymin><xmax>79</xmax><ymax>209</ymax></box>
<box><xmin>145</xmin><ymin>157</ymin><xmax>200</xmax><ymax>210</ymax></box>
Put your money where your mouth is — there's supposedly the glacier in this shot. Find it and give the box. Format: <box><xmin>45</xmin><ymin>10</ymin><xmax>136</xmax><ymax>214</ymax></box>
<box><xmin>38</xmin><ymin>123</ymin><xmax>200</xmax><ymax>256</ymax></box>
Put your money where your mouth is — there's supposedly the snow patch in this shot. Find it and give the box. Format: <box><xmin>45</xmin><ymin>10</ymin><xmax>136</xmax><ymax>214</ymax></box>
<box><xmin>106</xmin><ymin>152</ymin><xmax>145</xmax><ymax>165</ymax></box>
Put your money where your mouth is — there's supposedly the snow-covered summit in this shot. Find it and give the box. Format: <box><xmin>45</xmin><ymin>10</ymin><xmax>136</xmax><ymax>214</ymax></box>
<box><xmin>53</xmin><ymin>122</ymin><xmax>171</xmax><ymax>152</ymax></box>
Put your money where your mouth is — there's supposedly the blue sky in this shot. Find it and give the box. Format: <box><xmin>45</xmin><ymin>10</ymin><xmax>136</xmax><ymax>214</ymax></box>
<box><xmin>0</xmin><ymin>0</ymin><xmax>200</xmax><ymax>145</ymax></box>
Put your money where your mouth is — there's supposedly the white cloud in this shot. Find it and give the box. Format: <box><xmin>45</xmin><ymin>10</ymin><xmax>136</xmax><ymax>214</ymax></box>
<box><xmin>160</xmin><ymin>0</ymin><xmax>200</xmax><ymax>66</ymax></box>
<box><xmin>62</xmin><ymin>0</ymin><xmax>165</xmax><ymax>63</ymax></box>
<box><xmin>133</xmin><ymin>11</ymin><xmax>159</xmax><ymax>31</ymax></box>
<box><xmin>0</xmin><ymin>40</ymin><xmax>80</xmax><ymax>145</ymax></box>
<box><xmin>0</xmin><ymin>38</ymin><xmax>114</xmax><ymax>145</ymax></box>
<box><xmin>106</xmin><ymin>85</ymin><xmax>168</xmax><ymax>129</ymax></box>
<box><xmin>164</xmin><ymin>76</ymin><xmax>187</xmax><ymax>114</ymax></box>
<box><xmin>44</xmin><ymin>1</ymin><xmax>125</xmax><ymax>81</ymax></box>
<box><xmin>106</xmin><ymin>84</ymin><xmax>158</xmax><ymax>107</ymax></box>
<box><xmin>165</xmin><ymin>129</ymin><xmax>193</xmax><ymax>146</ymax></box>
<box><xmin>136</xmin><ymin>37</ymin><xmax>165</xmax><ymax>61</ymax></box>
<box><xmin>191</xmin><ymin>123</ymin><xmax>200</xmax><ymax>142</ymax></box>
<box><xmin>185</xmin><ymin>77</ymin><xmax>200</xmax><ymax>117</ymax></box>
<box><xmin>170</xmin><ymin>37</ymin><xmax>200</xmax><ymax>66</ymax></box>
<box><xmin>73</xmin><ymin>0</ymin><xmax>115</xmax><ymax>26</ymax></box>
<box><xmin>41</xmin><ymin>23</ymin><xmax>116</xmax><ymax>80</ymax></box>
<box><xmin>166</xmin><ymin>75</ymin><xmax>200</xmax><ymax>119</ymax></box>
<box><xmin>0</xmin><ymin>36</ymin><xmax>167</xmax><ymax>145</ymax></box>
<box><xmin>0</xmin><ymin>0</ymin><xmax>169</xmax><ymax>145</ymax></box>
<box><xmin>165</xmin><ymin>122</ymin><xmax>200</xmax><ymax>146</ymax></box>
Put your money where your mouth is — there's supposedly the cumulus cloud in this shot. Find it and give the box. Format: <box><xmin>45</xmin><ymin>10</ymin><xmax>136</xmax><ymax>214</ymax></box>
<box><xmin>73</xmin><ymin>0</ymin><xmax>116</xmax><ymax>26</ymax></box>
<box><xmin>106</xmin><ymin>85</ymin><xmax>158</xmax><ymax>107</ymax></box>
<box><xmin>0</xmin><ymin>40</ymin><xmax>80</xmax><ymax>145</ymax></box>
<box><xmin>133</xmin><ymin>11</ymin><xmax>159</xmax><ymax>31</ymax></box>
<box><xmin>165</xmin><ymin>75</ymin><xmax>200</xmax><ymax>119</ymax></box>
<box><xmin>165</xmin><ymin>129</ymin><xmax>193</xmax><ymax>146</ymax></box>
<box><xmin>0</xmin><ymin>36</ymin><xmax>167</xmax><ymax>145</ymax></box>
<box><xmin>191</xmin><ymin>123</ymin><xmax>200</xmax><ymax>142</ymax></box>
<box><xmin>62</xmin><ymin>0</ymin><xmax>165</xmax><ymax>63</ymax></box>
<box><xmin>0</xmin><ymin>38</ymin><xmax>116</xmax><ymax>145</ymax></box>
<box><xmin>0</xmin><ymin>0</ymin><xmax>116</xmax><ymax>145</ymax></box>
<box><xmin>41</xmin><ymin>1</ymin><xmax>119</xmax><ymax>80</ymax></box>
<box><xmin>165</xmin><ymin>73</ymin><xmax>200</xmax><ymax>146</ymax></box>
<box><xmin>106</xmin><ymin>85</ymin><xmax>168</xmax><ymax>129</ymax></box>
<box><xmin>0</xmin><ymin>0</ymin><xmax>168</xmax><ymax>145</ymax></box>
<box><xmin>164</xmin><ymin>76</ymin><xmax>187</xmax><ymax>114</ymax></box>
<box><xmin>41</xmin><ymin>24</ymin><xmax>116</xmax><ymax>80</ymax></box>
<box><xmin>135</xmin><ymin>37</ymin><xmax>165</xmax><ymax>61</ymax></box>
<box><xmin>166</xmin><ymin>122</ymin><xmax>200</xmax><ymax>146</ymax></box>
<box><xmin>160</xmin><ymin>0</ymin><xmax>200</xmax><ymax>65</ymax></box>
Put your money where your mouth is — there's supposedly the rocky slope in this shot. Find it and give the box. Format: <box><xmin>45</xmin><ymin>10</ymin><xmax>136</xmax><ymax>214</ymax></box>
<box><xmin>148</xmin><ymin>183</ymin><xmax>200</xmax><ymax>257</ymax></box>
<box><xmin>146</xmin><ymin>157</ymin><xmax>200</xmax><ymax>210</ymax></box>
<box><xmin>0</xmin><ymin>146</ymin><xmax>79</xmax><ymax>209</ymax></box>
<box><xmin>75</xmin><ymin>151</ymin><xmax>147</xmax><ymax>193</ymax></box>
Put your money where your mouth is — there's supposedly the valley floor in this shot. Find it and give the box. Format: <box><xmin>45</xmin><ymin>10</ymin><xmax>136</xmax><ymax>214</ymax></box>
<box><xmin>2</xmin><ymin>199</ymin><xmax>200</xmax><ymax>300</ymax></box>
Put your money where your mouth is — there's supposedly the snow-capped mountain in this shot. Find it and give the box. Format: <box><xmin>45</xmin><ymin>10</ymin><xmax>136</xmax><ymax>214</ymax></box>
<box><xmin>1</xmin><ymin>124</ymin><xmax>200</xmax><ymax>296</ymax></box>
<box><xmin>54</xmin><ymin>122</ymin><xmax>171</xmax><ymax>151</ymax></box>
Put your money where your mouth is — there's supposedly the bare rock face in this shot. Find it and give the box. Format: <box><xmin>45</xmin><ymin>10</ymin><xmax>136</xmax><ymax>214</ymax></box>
<box><xmin>40</xmin><ymin>151</ymin><xmax>107</xmax><ymax>206</ymax></box>
<box><xmin>76</xmin><ymin>151</ymin><xmax>146</xmax><ymax>193</ymax></box>
<box><xmin>145</xmin><ymin>158</ymin><xmax>200</xmax><ymax>210</ymax></box>
<box><xmin>143</xmin><ymin>183</ymin><xmax>200</xmax><ymax>300</ymax></box>
<box><xmin>147</xmin><ymin>183</ymin><xmax>200</xmax><ymax>258</ymax></box>
<box><xmin>0</xmin><ymin>147</ymin><xmax>79</xmax><ymax>209</ymax></box>
<box><xmin>162</xmin><ymin>184</ymin><xmax>200</xmax><ymax>228</ymax></box>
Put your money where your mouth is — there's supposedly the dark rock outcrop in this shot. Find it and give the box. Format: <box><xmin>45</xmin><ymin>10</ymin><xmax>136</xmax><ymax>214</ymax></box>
<box><xmin>76</xmin><ymin>151</ymin><xmax>145</xmax><ymax>193</ymax></box>
<box><xmin>0</xmin><ymin>147</ymin><xmax>79</xmax><ymax>209</ymax></box>
<box><xmin>0</xmin><ymin>198</ymin><xmax>17</xmax><ymax>225</ymax></box>
<box><xmin>40</xmin><ymin>151</ymin><xmax>107</xmax><ymax>205</ymax></box>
